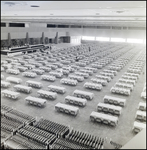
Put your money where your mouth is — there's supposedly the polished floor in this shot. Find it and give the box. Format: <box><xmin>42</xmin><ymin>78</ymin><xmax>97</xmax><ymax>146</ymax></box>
<box><xmin>1</xmin><ymin>43</ymin><xmax>146</xmax><ymax>146</ymax></box>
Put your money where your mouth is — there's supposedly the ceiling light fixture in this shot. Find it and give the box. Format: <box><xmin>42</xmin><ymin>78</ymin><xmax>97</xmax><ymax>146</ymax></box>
<box><xmin>115</xmin><ymin>11</ymin><xmax>124</xmax><ymax>13</ymax></box>
<box><xmin>4</xmin><ymin>2</ymin><xmax>27</xmax><ymax>6</ymax></box>
<box><xmin>30</xmin><ymin>5</ymin><xmax>39</xmax><ymax>7</ymax></box>
<box><xmin>4</xmin><ymin>2</ymin><xmax>15</xmax><ymax>5</ymax></box>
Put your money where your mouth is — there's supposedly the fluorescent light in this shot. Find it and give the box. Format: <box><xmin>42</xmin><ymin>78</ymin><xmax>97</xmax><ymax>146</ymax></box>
<box><xmin>96</xmin><ymin>37</ymin><xmax>109</xmax><ymax>41</ymax></box>
<box><xmin>127</xmin><ymin>38</ymin><xmax>143</xmax><ymax>44</ymax></box>
<box><xmin>82</xmin><ymin>36</ymin><xmax>95</xmax><ymax>41</ymax></box>
<box><xmin>30</xmin><ymin>5</ymin><xmax>39</xmax><ymax>7</ymax></box>
<box><xmin>111</xmin><ymin>38</ymin><xmax>125</xmax><ymax>42</ymax></box>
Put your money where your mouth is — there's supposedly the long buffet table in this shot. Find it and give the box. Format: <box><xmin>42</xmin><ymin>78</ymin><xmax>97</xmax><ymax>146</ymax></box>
<box><xmin>1</xmin><ymin>48</ymin><xmax>38</xmax><ymax>55</ymax></box>
<box><xmin>1</xmin><ymin>44</ymin><xmax>46</xmax><ymax>55</ymax></box>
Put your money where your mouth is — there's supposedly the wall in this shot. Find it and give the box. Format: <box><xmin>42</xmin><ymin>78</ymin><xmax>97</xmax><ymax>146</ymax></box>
<box><xmin>1</xmin><ymin>22</ymin><xmax>146</xmax><ymax>43</ymax></box>
<box><xmin>1</xmin><ymin>27</ymin><xmax>146</xmax><ymax>41</ymax></box>
<box><xmin>82</xmin><ymin>28</ymin><xmax>146</xmax><ymax>39</ymax></box>
<box><xmin>1</xmin><ymin>27</ymin><xmax>64</xmax><ymax>40</ymax></box>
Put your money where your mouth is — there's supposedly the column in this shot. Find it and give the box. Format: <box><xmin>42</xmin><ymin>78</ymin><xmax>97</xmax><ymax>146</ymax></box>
<box><xmin>42</xmin><ymin>32</ymin><xmax>45</xmax><ymax>44</ymax></box>
<box><xmin>26</xmin><ymin>32</ymin><xmax>29</xmax><ymax>45</ymax></box>
<box><xmin>8</xmin><ymin>33</ymin><xmax>11</xmax><ymax>48</ymax></box>
<box><xmin>54</xmin><ymin>32</ymin><xmax>58</xmax><ymax>44</ymax></box>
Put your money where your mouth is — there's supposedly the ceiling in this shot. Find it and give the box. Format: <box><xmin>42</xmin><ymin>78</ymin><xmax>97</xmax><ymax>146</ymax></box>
<box><xmin>1</xmin><ymin>1</ymin><xmax>146</xmax><ymax>27</ymax></box>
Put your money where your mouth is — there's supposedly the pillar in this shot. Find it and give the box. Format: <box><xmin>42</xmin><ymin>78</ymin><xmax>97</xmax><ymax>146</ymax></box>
<box><xmin>26</xmin><ymin>32</ymin><xmax>29</xmax><ymax>44</ymax></box>
<box><xmin>54</xmin><ymin>32</ymin><xmax>58</xmax><ymax>44</ymax></box>
<box><xmin>42</xmin><ymin>32</ymin><xmax>45</xmax><ymax>44</ymax></box>
<box><xmin>8</xmin><ymin>33</ymin><xmax>11</xmax><ymax>48</ymax></box>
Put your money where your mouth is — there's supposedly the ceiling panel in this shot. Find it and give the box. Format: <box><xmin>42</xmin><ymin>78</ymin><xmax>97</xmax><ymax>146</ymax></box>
<box><xmin>1</xmin><ymin>1</ymin><xmax>146</xmax><ymax>28</ymax></box>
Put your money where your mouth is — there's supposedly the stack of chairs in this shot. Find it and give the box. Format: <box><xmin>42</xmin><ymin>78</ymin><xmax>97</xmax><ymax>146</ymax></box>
<box><xmin>33</xmin><ymin>118</ymin><xmax>70</xmax><ymax>138</ymax></box>
<box><xmin>51</xmin><ymin>138</ymin><xmax>89</xmax><ymax>149</ymax></box>
<box><xmin>16</xmin><ymin>124</ymin><xmax>56</xmax><ymax>148</ymax></box>
<box><xmin>65</xmin><ymin>129</ymin><xmax>105</xmax><ymax>149</ymax></box>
